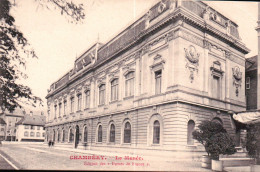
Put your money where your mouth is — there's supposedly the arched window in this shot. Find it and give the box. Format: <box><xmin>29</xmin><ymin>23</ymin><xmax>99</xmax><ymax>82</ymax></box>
<box><xmin>99</xmin><ymin>84</ymin><xmax>105</xmax><ymax>105</ymax></box>
<box><xmin>24</xmin><ymin>131</ymin><xmax>28</xmax><ymax>137</ymax></box>
<box><xmin>111</xmin><ymin>79</ymin><xmax>119</xmax><ymax>101</ymax></box>
<box><xmin>77</xmin><ymin>94</ymin><xmax>82</xmax><ymax>111</ymax></box>
<box><xmin>187</xmin><ymin>120</ymin><xmax>195</xmax><ymax>145</ymax></box>
<box><xmin>69</xmin><ymin>128</ymin><xmax>74</xmax><ymax>142</ymax></box>
<box><xmin>83</xmin><ymin>126</ymin><xmax>88</xmax><ymax>142</ymax></box>
<box><xmin>153</xmin><ymin>120</ymin><xmax>160</xmax><ymax>144</ymax></box>
<box><xmin>125</xmin><ymin>72</ymin><xmax>134</xmax><ymax>97</ymax></box>
<box><xmin>62</xmin><ymin>129</ymin><xmax>65</xmax><ymax>142</ymax></box>
<box><xmin>110</xmin><ymin>124</ymin><xmax>115</xmax><ymax>143</ymax></box>
<box><xmin>36</xmin><ymin>132</ymin><xmax>40</xmax><ymax>137</ymax></box>
<box><xmin>57</xmin><ymin>130</ymin><xmax>60</xmax><ymax>142</ymax></box>
<box><xmin>85</xmin><ymin>90</ymin><xmax>90</xmax><ymax>108</ymax></box>
<box><xmin>98</xmin><ymin>125</ymin><xmax>102</xmax><ymax>142</ymax></box>
<box><xmin>212</xmin><ymin>117</ymin><xmax>223</xmax><ymax>125</ymax></box>
<box><xmin>124</xmin><ymin>122</ymin><xmax>131</xmax><ymax>143</ymax></box>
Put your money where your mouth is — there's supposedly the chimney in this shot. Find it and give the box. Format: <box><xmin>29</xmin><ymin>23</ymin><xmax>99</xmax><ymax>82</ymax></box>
<box><xmin>257</xmin><ymin>3</ymin><xmax>260</xmax><ymax>109</ymax></box>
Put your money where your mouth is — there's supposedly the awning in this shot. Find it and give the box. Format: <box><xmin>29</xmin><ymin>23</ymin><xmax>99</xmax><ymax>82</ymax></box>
<box><xmin>233</xmin><ymin>111</ymin><xmax>260</xmax><ymax>124</ymax></box>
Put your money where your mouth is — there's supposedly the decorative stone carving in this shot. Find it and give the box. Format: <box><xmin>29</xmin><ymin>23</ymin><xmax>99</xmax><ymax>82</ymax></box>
<box><xmin>158</xmin><ymin>1</ymin><xmax>166</xmax><ymax>13</ymax></box>
<box><xmin>210</xmin><ymin>61</ymin><xmax>224</xmax><ymax>77</ymax></box>
<box><xmin>184</xmin><ymin>45</ymin><xmax>200</xmax><ymax>83</ymax></box>
<box><xmin>150</xmin><ymin>54</ymin><xmax>165</xmax><ymax>71</ymax></box>
<box><xmin>232</xmin><ymin>66</ymin><xmax>242</xmax><ymax>96</ymax></box>
<box><xmin>145</xmin><ymin>10</ymin><xmax>151</xmax><ymax>29</ymax></box>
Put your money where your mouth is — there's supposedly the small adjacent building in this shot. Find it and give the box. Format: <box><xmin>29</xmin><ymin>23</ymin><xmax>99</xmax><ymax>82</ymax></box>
<box><xmin>245</xmin><ymin>55</ymin><xmax>257</xmax><ymax>110</ymax></box>
<box><xmin>0</xmin><ymin>108</ymin><xmax>25</xmax><ymax>141</ymax></box>
<box><xmin>0</xmin><ymin>118</ymin><xmax>6</xmax><ymax>141</ymax></box>
<box><xmin>16</xmin><ymin>114</ymin><xmax>46</xmax><ymax>142</ymax></box>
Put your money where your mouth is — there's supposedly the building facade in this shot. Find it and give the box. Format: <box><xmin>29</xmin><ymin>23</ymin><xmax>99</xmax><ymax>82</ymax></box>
<box><xmin>16</xmin><ymin>115</ymin><xmax>46</xmax><ymax>142</ymax></box>
<box><xmin>245</xmin><ymin>56</ymin><xmax>257</xmax><ymax>110</ymax></box>
<box><xmin>45</xmin><ymin>0</ymin><xmax>249</xmax><ymax>158</ymax></box>
<box><xmin>0</xmin><ymin>118</ymin><xmax>6</xmax><ymax>141</ymax></box>
<box><xmin>0</xmin><ymin>109</ymin><xmax>25</xmax><ymax>141</ymax></box>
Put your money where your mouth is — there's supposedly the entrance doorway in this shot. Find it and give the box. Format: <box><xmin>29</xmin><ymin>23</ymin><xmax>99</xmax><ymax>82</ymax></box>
<box><xmin>53</xmin><ymin>130</ymin><xmax>55</xmax><ymax>142</ymax></box>
<box><xmin>75</xmin><ymin>125</ymin><xmax>79</xmax><ymax>148</ymax></box>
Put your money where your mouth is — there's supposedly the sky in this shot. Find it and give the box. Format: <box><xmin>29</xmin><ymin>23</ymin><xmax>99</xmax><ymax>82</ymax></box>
<box><xmin>9</xmin><ymin>0</ymin><xmax>258</xmax><ymax>113</ymax></box>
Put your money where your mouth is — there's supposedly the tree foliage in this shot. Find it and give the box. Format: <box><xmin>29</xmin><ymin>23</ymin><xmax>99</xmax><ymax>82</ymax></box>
<box><xmin>246</xmin><ymin>124</ymin><xmax>260</xmax><ymax>164</ymax></box>
<box><xmin>192</xmin><ymin>120</ymin><xmax>236</xmax><ymax>160</ymax></box>
<box><xmin>0</xmin><ymin>0</ymin><xmax>85</xmax><ymax>113</ymax></box>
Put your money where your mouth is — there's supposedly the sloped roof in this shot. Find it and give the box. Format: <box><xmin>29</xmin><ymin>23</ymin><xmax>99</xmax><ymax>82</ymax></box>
<box><xmin>1</xmin><ymin>108</ymin><xmax>25</xmax><ymax>117</ymax></box>
<box><xmin>16</xmin><ymin>115</ymin><xmax>46</xmax><ymax>126</ymax></box>
<box><xmin>246</xmin><ymin>55</ymin><xmax>257</xmax><ymax>72</ymax></box>
<box><xmin>0</xmin><ymin>118</ymin><xmax>6</xmax><ymax>125</ymax></box>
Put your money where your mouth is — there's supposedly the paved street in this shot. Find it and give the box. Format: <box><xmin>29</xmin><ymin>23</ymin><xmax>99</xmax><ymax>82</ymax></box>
<box><xmin>0</xmin><ymin>143</ymin><xmax>211</xmax><ymax>171</ymax></box>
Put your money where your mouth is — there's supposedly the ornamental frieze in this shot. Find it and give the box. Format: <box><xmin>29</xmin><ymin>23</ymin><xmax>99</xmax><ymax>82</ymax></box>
<box><xmin>184</xmin><ymin>45</ymin><xmax>200</xmax><ymax>83</ymax></box>
<box><xmin>232</xmin><ymin>66</ymin><xmax>242</xmax><ymax>96</ymax></box>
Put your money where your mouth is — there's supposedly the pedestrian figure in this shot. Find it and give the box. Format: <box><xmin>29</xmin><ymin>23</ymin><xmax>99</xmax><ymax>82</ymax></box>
<box><xmin>52</xmin><ymin>141</ymin><xmax>55</xmax><ymax>147</ymax></box>
<box><xmin>48</xmin><ymin>140</ymin><xmax>51</xmax><ymax>147</ymax></box>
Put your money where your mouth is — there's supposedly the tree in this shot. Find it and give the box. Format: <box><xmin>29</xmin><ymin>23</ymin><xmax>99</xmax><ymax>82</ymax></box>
<box><xmin>0</xmin><ymin>0</ymin><xmax>85</xmax><ymax>113</ymax></box>
<box><xmin>246</xmin><ymin>124</ymin><xmax>260</xmax><ymax>164</ymax></box>
<box><xmin>192</xmin><ymin>120</ymin><xmax>236</xmax><ymax>159</ymax></box>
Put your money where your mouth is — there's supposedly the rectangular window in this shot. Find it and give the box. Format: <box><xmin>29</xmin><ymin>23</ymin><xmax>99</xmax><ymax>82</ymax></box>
<box><xmin>30</xmin><ymin>132</ymin><xmax>35</xmax><ymax>137</ymax></box>
<box><xmin>31</xmin><ymin>126</ymin><xmax>35</xmax><ymax>130</ymax></box>
<box><xmin>42</xmin><ymin>132</ymin><xmax>45</xmax><ymax>137</ymax></box>
<box><xmin>71</xmin><ymin>97</ymin><xmax>75</xmax><ymax>113</ymax></box>
<box><xmin>36</xmin><ymin>132</ymin><xmax>40</xmax><ymax>137</ymax></box>
<box><xmin>24</xmin><ymin>125</ymin><xmax>29</xmax><ymax>129</ymax></box>
<box><xmin>125</xmin><ymin>72</ymin><xmax>134</xmax><ymax>97</ymax></box>
<box><xmin>37</xmin><ymin>126</ymin><xmax>40</xmax><ymax>130</ymax></box>
<box><xmin>24</xmin><ymin>131</ymin><xmax>28</xmax><ymax>137</ymax></box>
<box><xmin>111</xmin><ymin>79</ymin><xmax>119</xmax><ymax>101</ymax></box>
<box><xmin>1</xmin><ymin>128</ymin><xmax>4</xmax><ymax>131</ymax></box>
<box><xmin>54</xmin><ymin>105</ymin><xmax>57</xmax><ymax>118</ymax></box>
<box><xmin>85</xmin><ymin>91</ymin><xmax>90</xmax><ymax>108</ymax></box>
<box><xmin>77</xmin><ymin>94</ymin><xmax>82</xmax><ymax>111</ymax></box>
<box><xmin>246</xmin><ymin>77</ymin><xmax>250</xmax><ymax>89</ymax></box>
<box><xmin>59</xmin><ymin>103</ymin><xmax>62</xmax><ymax>117</ymax></box>
<box><xmin>99</xmin><ymin>85</ymin><xmax>105</xmax><ymax>105</ymax></box>
<box><xmin>213</xmin><ymin>75</ymin><xmax>220</xmax><ymax>99</ymax></box>
<box><xmin>155</xmin><ymin>70</ymin><xmax>162</xmax><ymax>94</ymax></box>
<box><xmin>64</xmin><ymin>101</ymin><xmax>67</xmax><ymax>115</ymax></box>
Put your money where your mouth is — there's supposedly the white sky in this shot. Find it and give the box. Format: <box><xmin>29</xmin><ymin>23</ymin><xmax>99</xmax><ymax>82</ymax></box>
<box><xmin>10</xmin><ymin>0</ymin><xmax>258</xmax><ymax>112</ymax></box>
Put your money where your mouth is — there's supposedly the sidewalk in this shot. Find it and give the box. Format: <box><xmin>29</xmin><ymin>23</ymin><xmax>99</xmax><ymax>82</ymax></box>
<box><xmin>33</xmin><ymin>144</ymin><xmax>212</xmax><ymax>171</ymax></box>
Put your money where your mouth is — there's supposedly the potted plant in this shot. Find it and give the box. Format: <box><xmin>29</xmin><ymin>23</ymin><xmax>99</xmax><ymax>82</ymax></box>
<box><xmin>245</xmin><ymin>123</ymin><xmax>260</xmax><ymax>172</ymax></box>
<box><xmin>192</xmin><ymin>120</ymin><xmax>236</xmax><ymax>169</ymax></box>
<box><xmin>206</xmin><ymin>132</ymin><xmax>236</xmax><ymax>171</ymax></box>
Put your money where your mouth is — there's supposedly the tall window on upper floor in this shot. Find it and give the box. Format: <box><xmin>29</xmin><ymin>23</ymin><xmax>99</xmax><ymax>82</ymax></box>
<box><xmin>70</xmin><ymin>97</ymin><xmax>74</xmax><ymax>113</ymax></box>
<box><xmin>155</xmin><ymin>70</ymin><xmax>162</xmax><ymax>95</ymax></box>
<box><xmin>125</xmin><ymin>72</ymin><xmax>134</xmax><ymax>97</ymax></box>
<box><xmin>77</xmin><ymin>94</ymin><xmax>82</xmax><ymax>111</ymax></box>
<box><xmin>54</xmin><ymin>105</ymin><xmax>57</xmax><ymax>118</ymax></box>
<box><xmin>124</xmin><ymin>122</ymin><xmax>131</xmax><ymax>143</ymax></box>
<box><xmin>110</xmin><ymin>124</ymin><xmax>115</xmax><ymax>143</ymax></box>
<box><xmin>85</xmin><ymin>90</ymin><xmax>90</xmax><ymax>109</ymax></box>
<box><xmin>212</xmin><ymin>75</ymin><xmax>220</xmax><ymax>99</ymax></box>
<box><xmin>153</xmin><ymin>120</ymin><xmax>160</xmax><ymax>144</ymax></box>
<box><xmin>246</xmin><ymin>77</ymin><xmax>250</xmax><ymax>89</ymax></box>
<box><xmin>210</xmin><ymin>61</ymin><xmax>223</xmax><ymax>99</ymax></box>
<box><xmin>64</xmin><ymin>101</ymin><xmax>67</xmax><ymax>116</ymax></box>
<box><xmin>58</xmin><ymin>103</ymin><xmax>62</xmax><ymax>117</ymax></box>
<box><xmin>99</xmin><ymin>84</ymin><xmax>105</xmax><ymax>105</ymax></box>
<box><xmin>111</xmin><ymin>79</ymin><xmax>119</xmax><ymax>101</ymax></box>
<box><xmin>187</xmin><ymin>120</ymin><xmax>195</xmax><ymax>145</ymax></box>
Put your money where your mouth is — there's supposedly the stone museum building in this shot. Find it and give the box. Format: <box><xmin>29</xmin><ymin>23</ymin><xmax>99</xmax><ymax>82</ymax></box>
<box><xmin>45</xmin><ymin>0</ymin><xmax>249</xmax><ymax>158</ymax></box>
